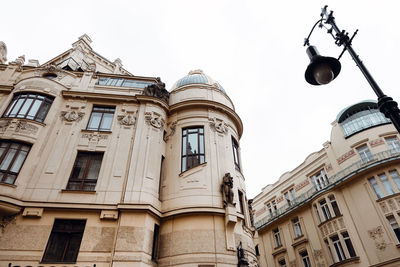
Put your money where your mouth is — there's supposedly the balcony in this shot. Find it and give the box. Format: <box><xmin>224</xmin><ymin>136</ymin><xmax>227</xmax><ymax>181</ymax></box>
<box><xmin>255</xmin><ymin>149</ymin><xmax>400</xmax><ymax>230</ymax></box>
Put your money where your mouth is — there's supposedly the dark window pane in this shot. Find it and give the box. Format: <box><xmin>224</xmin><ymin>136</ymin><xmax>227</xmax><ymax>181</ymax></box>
<box><xmin>67</xmin><ymin>152</ymin><xmax>103</xmax><ymax>191</ymax></box>
<box><xmin>0</xmin><ymin>141</ymin><xmax>31</xmax><ymax>184</ymax></box>
<box><xmin>181</xmin><ymin>127</ymin><xmax>205</xmax><ymax>172</ymax></box>
<box><xmin>3</xmin><ymin>93</ymin><xmax>53</xmax><ymax>122</ymax></box>
<box><xmin>87</xmin><ymin>106</ymin><xmax>115</xmax><ymax>131</ymax></box>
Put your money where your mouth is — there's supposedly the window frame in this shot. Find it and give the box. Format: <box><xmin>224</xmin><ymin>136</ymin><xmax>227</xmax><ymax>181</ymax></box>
<box><xmin>385</xmin><ymin>136</ymin><xmax>400</xmax><ymax>153</ymax></box>
<box><xmin>42</xmin><ymin>219</ymin><xmax>86</xmax><ymax>263</ymax></box>
<box><xmin>328</xmin><ymin>195</ymin><xmax>341</xmax><ymax>217</ymax></box>
<box><xmin>356</xmin><ymin>144</ymin><xmax>374</xmax><ymax>163</ymax></box>
<box><xmin>273</xmin><ymin>227</ymin><xmax>282</xmax><ymax>248</ymax></box>
<box><xmin>232</xmin><ymin>137</ymin><xmax>240</xmax><ymax>170</ymax></box>
<box><xmin>0</xmin><ymin>140</ymin><xmax>31</xmax><ymax>185</ymax></box>
<box><xmin>368</xmin><ymin>177</ymin><xmax>384</xmax><ymax>198</ymax></box>
<box><xmin>387</xmin><ymin>215</ymin><xmax>400</xmax><ymax>243</ymax></box>
<box><xmin>292</xmin><ymin>217</ymin><xmax>303</xmax><ymax>238</ymax></box>
<box><xmin>86</xmin><ymin>106</ymin><xmax>115</xmax><ymax>132</ymax></box>
<box><xmin>3</xmin><ymin>93</ymin><xmax>54</xmax><ymax>123</ymax></box>
<box><xmin>299</xmin><ymin>250</ymin><xmax>311</xmax><ymax>267</ymax></box>
<box><xmin>181</xmin><ymin>126</ymin><xmax>205</xmax><ymax>172</ymax></box>
<box><xmin>66</xmin><ymin>151</ymin><xmax>104</xmax><ymax>191</ymax></box>
<box><xmin>311</xmin><ymin>169</ymin><xmax>329</xmax><ymax>191</ymax></box>
<box><xmin>319</xmin><ymin>199</ymin><xmax>332</xmax><ymax>221</ymax></box>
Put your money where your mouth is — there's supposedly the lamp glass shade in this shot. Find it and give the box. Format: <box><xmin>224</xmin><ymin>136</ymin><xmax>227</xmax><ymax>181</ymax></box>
<box><xmin>313</xmin><ymin>63</ymin><xmax>334</xmax><ymax>85</ymax></box>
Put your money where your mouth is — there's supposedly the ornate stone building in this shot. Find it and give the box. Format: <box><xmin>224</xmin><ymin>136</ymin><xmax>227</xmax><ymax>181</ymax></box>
<box><xmin>0</xmin><ymin>35</ymin><xmax>256</xmax><ymax>267</ymax></box>
<box><xmin>252</xmin><ymin>101</ymin><xmax>400</xmax><ymax>266</ymax></box>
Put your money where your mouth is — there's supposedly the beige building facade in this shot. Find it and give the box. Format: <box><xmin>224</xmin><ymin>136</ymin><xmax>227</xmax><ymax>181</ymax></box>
<box><xmin>253</xmin><ymin>101</ymin><xmax>400</xmax><ymax>266</ymax></box>
<box><xmin>0</xmin><ymin>35</ymin><xmax>257</xmax><ymax>267</ymax></box>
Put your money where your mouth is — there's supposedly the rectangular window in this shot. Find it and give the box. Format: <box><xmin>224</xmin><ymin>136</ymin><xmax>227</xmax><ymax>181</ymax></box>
<box><xmin>255</xmin><ymin>244</ymin><xmax>260</xmax><ymax>256</ymax></box>
<box><xmin>284</xmin><ymin>188</ymin><xmax>296</xmax><ymax>206</ymax></box>
<box><xmin>292</xmin><ymin>217</ymin><xmax>303</xmax><ymax>238</ymax></box>
<box><xmin>0</xmin><ymin>141</ymin><xmax>31</xmax><ymax>185</ymax></box>
<box><xmin>342</xmin><ymin>232</ymin><xmax>356</xmax><ymax>257</ymax></box>
<box><xmin>387</xmin><ymin>215</ymin><xmax>400</xmax><ymax>243</ymax></box>
<box><xmin>369</xmin><ymin>177</ymin><xmax>384</xmax><ymax>198</ymax></box>
<box><xmin>238</xmin><ymin>190</ymin><xmax>245</xmax><ymax>214</ymax></box>
<box><xmin>181</xmin><ymin>127</ymin><xmax>205</xmax><ymax>172</ymax></box>
<box><xmin>378</xmin><ymin>173</ymin><xmax>395</xmax><ymax>195</ymax></box>
<box><xmin>272</xmin><ymin>200</ymin><xmax>277</xmax><ymax>214</ymax></box>
<box><xmin>152</xmin><ymin>224</ymin><xmax>160</xmax><ymax>261</ymax></box>
<box><xmin>319</xmin><ymin>199</ymin><xmax>331</xmax><ymax>221</ymax></box>
<box><xmin>4</xmin><ymin>93</ymin><xmax>54</xmax><ymax>123</ymax></box>
<box><xmin>232</xmin><ymin>137</ymin><xmax>240</xmax><ymax>170</ymax></box>
<box><xmin>389</xmin><ymin>170</ymin><xmax>400</xmax><ymax>191</ymax></box>
<box><xmin>325</xmin><ymin>239</ymin><xmax>335</xmax><ymax>263</ymax></box>
<box><xmin>328</xmin><ymin>195</ymin><xmax>341</xmax><ymax>217</ymax></box>
<box><xmin>314</xmin><ymin>204</ymin><xmax>322</xmax><ymax>224</ymax></box>
<box><xmin>299</xmin><ymin>250</ymin><xmax>311</xmax><ymax>267</ymax></box>
<box><xmin>158</xmin><ymin>156</ymin><xmax>164</xmax><ymax>200</ymax></box>
<box><xmin>331</xmin><ymin>235</ymin><xmax>346</xmax><ymax>262</ymax></box>
<box><xmin>67</xmin><ymin>152</ymin><xmax>103</xmax><ymax>191</ymax></box>
<box><xmin>311</xmin><ymin>169</ymin><xmax>329</xmax><ymax>191</ymax></box>
<box><xmin>273</xmin><ymin>228</ymin><xmax>282</xmax><ymax>247</ymax></box>
<box><xmin>386</xmin><ymin>137</ymin><xmax>400</xmax><ymax>153</ymax></box>
<box><xmin>267</xmin><ymin>203</ymin><xmax>272</xmax><ymax>216</ymax></box>
<box><xmin>42</xmin><ymin>219</ymin><xmax>86</xmax><ymax>263</ymax></box>
<box><xmin>86</xmin><ymin>106</ymin><xmax>115</xmax><ymax>131</ymax></box>
<box><xmin>356</xmin><ymin>145</ymin><xmax>373</xmax><ymax>163</ymax></box>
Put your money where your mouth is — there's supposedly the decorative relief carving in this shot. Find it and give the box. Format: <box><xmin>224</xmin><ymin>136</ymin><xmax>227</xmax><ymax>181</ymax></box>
<box><xmin>0</xmin><ymin>120</ymin><xmax>10</xmax><ymax>132</ymax></box>
<box><xmin>388</xmin><ymin>199</ymin><xmax>397</xmax><ymax>210</ymax></box>
<box><xmin>221</xmin><ymin>173</ymin><xmax>235</xmax><ymax>207</ymax></box>
<box><xmin>16</xmin><ymin>121</ymin><xmax>38</xmax><ymax>134</ymax></box>
<box><xmin>379</xmin><ymin>202</ymin><xmax>389</xmax><ymax>213</ymax></box>
<box><xmin>337</xmin><ymin>149</ymin><xmax>355</xmax><ymax>164</ymax></box>
<box><xmin>9</xmin><ymin>55</ymin><xmax>25</xmax><ymax>71</ymax></box>
<box><xmin>295</xmin><ymin>179</ymin><xmax>310</xmax><ymax>192</ymax></box>
<box><xmin>163</xmin><ymin>121</ymin><xmax>177</xmax><ymax>141</ymax></box>
<box><xmin>289</xmin><ymin>260</ymin><xmax>296</xmax><ymax>267</ymax></box>
<box><xmin>368</xmin><ymin>226</ymin><xmax>387</xmax><ymax>251</ymax></box>
<box><xmin>144</xmin><ymin>111</ymin><xmax>165</xmax><ymax>129</ymax></box>
<box><xmin>338</xmin><ymin>217</ymin><xmax>345</xmax><ymax>229</ymax></box>
<box><xmin>61</xmin><ymin>110</ymin><xmax>85</xmax><ymax>122</ymax></box>
<box><xmin>369</xmin><ymin>138</ymin><xmax>384</xmax><ymax>147</ymax></box>
<box><xmin>82</xmin><ymin>132</ymin><xmax>108</xmax><ymax>142</ymax></box>
<box><xmin>209</xmin><ymin>117</ymin><xmax>228</xmax><ymax>134</ymax></box>
<box><xmin>325</xmin><ymin>164</ymin><xmax>333</xmax><ymax>172</ymax></box>
<box><xmin>143</xmin><ymin>79</ymin><xmax>169</xmax><ymax>103</ymax></box>
<box><xmin>0</xmin><ymin>211</ymin><xmax>21</xmax><ymax>236</ymax></box>
<box><xmin>118</xmin><ymin>112</ymin><xmax>136</xmax><ymax>126</ymax></box>
<box><xmin>313</xmin><ymin>249</ymin><xmax>326</xmax><ymax>267</ymax></box>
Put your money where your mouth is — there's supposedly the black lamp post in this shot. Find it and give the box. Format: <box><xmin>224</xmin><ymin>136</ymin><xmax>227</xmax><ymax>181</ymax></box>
<box><xmin>304</xmin><ymin>5</ymin><xmax>400</xmax><ymax>134</ymax></box>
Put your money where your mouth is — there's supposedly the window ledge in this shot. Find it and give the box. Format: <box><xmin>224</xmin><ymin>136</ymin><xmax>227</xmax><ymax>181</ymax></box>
<box><xmin>1</xmin><ymin>117</ymin><xmax>46</xmax><ymax>127</ymax></box>
<box><xmin>318</xmin><ymin>214</ymin><xmax>343</xmax><ymax>228</ymax></box>
<box><xmin>292</xmin><ymin>237</ymin><xmax>308</xmax><ymax>248</ymax></box>
<box><xmin>81</xmin><ymin>129</ymin><xmax>112</xmax><ymax>134</ymax></box>
<box><xmin>396</xmin><ymin>244</ymin><xmax>400</xmax><ymax>248</ymax></box>
<box><xmin>271</xmin><ymin>246</ymin><xmax>286</xmax><ymax>256</ymax></box>
<box><xmin>376</xmin><ymin>192</ymin><xmax>400</xmax><ymax>202</ymax></box>
<box><xmin>329</xmin><ymin>256</ymin><xmax>360</xmax><ymax>267</ymax></box>
<box><xmin>0</xmin><ymin>182</ymin><xmax>17</xmax><ymax>188</ymax></box>
<box><xmin>179</xmin><ymin>162</ymin><xmax>207</xmax><ymax>177</ymax></box>
<box><xmin>61</xmin><ymin>189</ymin><xmax>96</xmax><ymax>194</ymax></box>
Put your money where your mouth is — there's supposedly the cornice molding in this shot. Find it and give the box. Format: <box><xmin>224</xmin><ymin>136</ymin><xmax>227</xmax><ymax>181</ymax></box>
<box><xmin>170</xmin><ymin>99</ymin><xmax>243</xmax><ymax>138</ymax></box>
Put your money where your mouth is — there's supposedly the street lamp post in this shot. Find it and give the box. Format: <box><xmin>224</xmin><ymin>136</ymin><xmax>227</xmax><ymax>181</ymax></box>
<box><xmin>304</xmin><ymin>5</ymin><xmax>400</xmax><ymax>134</ymax></box>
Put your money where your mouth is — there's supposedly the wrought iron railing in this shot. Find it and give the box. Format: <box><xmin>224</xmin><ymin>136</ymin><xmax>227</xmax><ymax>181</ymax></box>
<box><xmin>255</xmin><ymin>149</ymin><xmax>400</xmax><ymax>230</ymax></box>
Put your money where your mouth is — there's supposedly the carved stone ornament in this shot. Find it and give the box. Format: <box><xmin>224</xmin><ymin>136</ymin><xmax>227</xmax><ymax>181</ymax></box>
<box><xmin>16</xmin><ymin>121</ymin><xmax>38</xmax><ymax>134</ymax></box>
<box><xmin>0</xmin><ymin>41</ymin><xmax>7</xmax><ymax>64</ymax></box>
<box><xmin>61</xmin><ymin>110</ymin><xmax>85</xmax><ymax>122</ymax></box>
<box><xmin>9</xmin><ymin>55</ymin><xmax>25</xmax><ymax>71</ymax></box>
<box><xmin>0</xmin><ymin>211</ymin><xmax>21</xmax><ymax>236</ymax></box>
<box><xmin>0</xmin><ymin>120</ymin><xmax>10</xmax><ymax>132</ymax></box>
<box><xmin>368</xmin><ymin>226</ymin><xmax>384</xmax><ymax>239</ymax></box>
<box><xmin>368</xmin><ymin>226</ymin><xmax>387</xmax><ymax>251</ymax></box>
<box><xmin>209</xmin><ymin>117</ymin><xmax>228</xmax><ymax>134</ymax></box>
<box><xmin>143</xmin><ymin>79</ymin><xmax>170</xmax><ymax>103</ymax></box>
<box><xmin>221</xmin><ymin>173</ymin><xmax>235</xmax><ymax>207</ymax></box>
<box><xmin>145</xmin><ymin>111</ymin><xmax>165</xmax><ymax>129</ymax></box>
<box><xmin>118</xmin><ymin>113</ymin><xmax>136</xmax><ymax>126</ymax></box>
<box><xmin>82</xmin><ymin>132</ymin><xmax>108</xmax><ymax>142</ymax></box>
<box><xmin>163</xmin><ymin>121</ymin><xmax>177</xmax><ymax>141</ymax></box>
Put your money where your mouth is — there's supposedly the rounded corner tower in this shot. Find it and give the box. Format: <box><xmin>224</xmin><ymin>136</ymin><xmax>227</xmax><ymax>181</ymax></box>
<box><xmin>157</xmin><ymin>69</ymin><xmax>256</xmax><ymax>266</ymax></box>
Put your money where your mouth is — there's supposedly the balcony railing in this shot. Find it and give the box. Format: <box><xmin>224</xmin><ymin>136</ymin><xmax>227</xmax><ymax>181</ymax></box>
<box><xmin>255</xmin><ymin>149</ymin><xmax>400</xmax><ymax>230</ymax></box>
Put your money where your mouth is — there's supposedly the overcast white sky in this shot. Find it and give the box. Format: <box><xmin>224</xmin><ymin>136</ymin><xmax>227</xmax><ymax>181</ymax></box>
<box><xmin>2</xmin><ymin>0</ymin><xmax>400</xmax><ymax>198</ymax></box>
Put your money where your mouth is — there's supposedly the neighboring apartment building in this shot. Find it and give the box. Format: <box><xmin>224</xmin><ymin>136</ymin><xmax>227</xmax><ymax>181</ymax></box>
<box><xmin>0</xmin><ymin>35</ymin><xmax>257</xmax><ymax>267</ymax></box>
<box><xmin>252</xmin><ymin>100</ymin><xmax>400</xmax><ymax>267</ymax></box>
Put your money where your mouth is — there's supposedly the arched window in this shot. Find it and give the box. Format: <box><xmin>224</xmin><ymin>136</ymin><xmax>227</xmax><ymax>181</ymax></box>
<box><xmin>3</xmin><ymin>93</ymin><xmax>54</xmax><ymax>123</ymax></box>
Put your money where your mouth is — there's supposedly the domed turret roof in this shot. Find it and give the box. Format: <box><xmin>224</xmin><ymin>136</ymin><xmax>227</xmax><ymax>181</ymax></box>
<box><xmin>171</xmin><ymin>69</ymin><xmax>226</xmax><ymax>94</ymax></box>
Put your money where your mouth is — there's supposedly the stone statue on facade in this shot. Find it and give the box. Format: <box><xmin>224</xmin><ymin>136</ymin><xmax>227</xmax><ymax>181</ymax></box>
<box><xmin>237</xmin><ymin>242</ymin><xmax>249</xmax><ymax>266</ymax></box>
<box><xmin>0</xmin><ymin>41</ymin><xmax>7</xmax><ymax>64</ymax></box>
<box><xmin>221</xmin><ymin>173</ymin><xmax>235</xmax><ymax>207</ymax></box>
<box><xmin>143</xmin><ymin>79</ymin><xmax>170</xmax><ymax>103</ymax></box>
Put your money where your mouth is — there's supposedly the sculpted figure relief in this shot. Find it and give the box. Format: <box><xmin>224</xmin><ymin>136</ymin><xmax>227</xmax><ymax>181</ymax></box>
<box><xmin>143</xmin><ymin>80</ymin><xmax>170</xmax><ymax>103</ymax></box>
<box><xmin>221</xmin><ymin>173</ymin><xmax>235</xmax><ymax>207</ymax></box>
